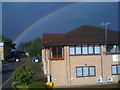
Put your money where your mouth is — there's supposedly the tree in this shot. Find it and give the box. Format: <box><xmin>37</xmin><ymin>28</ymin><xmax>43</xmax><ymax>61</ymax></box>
<box><xmin>0</xmin><ymin>35</ymin><xmax>16</xmax><ymax>49</ymax></box>
<box><xmin>17</xmin><ymin>38</ymin><xmax>42</xmax><ymax>58</ymax></box>
<box><xmin>14</xmin><ymin>64</ymin><xmax>35</xmax><ymax>85</ymax></box>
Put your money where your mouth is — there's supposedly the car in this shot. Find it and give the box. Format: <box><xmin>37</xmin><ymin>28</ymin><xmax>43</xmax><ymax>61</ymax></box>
<box><xmin>31</xmin><ymin>57</ymin><xmax>42</xmax><ymax>62</ymax></box>
<box><xmin>16</xmin><ymin>58</ymin><xmax>20</xmax><ymax>62</ymax></box>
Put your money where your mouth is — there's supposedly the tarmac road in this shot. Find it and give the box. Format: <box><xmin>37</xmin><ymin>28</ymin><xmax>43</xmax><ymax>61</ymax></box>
<box><xmin>0</xmin><ymin>59</ymin><xmax>24</xmax><ymax>88</ymax></box>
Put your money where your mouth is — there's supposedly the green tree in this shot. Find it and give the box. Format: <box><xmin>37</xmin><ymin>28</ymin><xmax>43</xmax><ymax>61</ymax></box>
<box><xmin>14</xmin><ymin>64</ymin><xmax>35</xmax><ymax>85</ymax></box>
<box><xmin>28</xmin><ymin>38</ymin><xmax>42</xmax><ymax>58</ymax></box>
<box><xmin>17</xmin><ymin>38</ymin><xmax>42</xmax><ymax>58</ymax></box>
<box><xmin>0</xmin><ymin>35</ymin><xmax>16</xmax><ymax>49</ymax></box>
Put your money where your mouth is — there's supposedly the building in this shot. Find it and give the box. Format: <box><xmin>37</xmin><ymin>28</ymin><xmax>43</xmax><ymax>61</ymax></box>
<box><xmin>42</xmin><ymin>25</ymin><xmax>120</xmax><ymax>87</ymax></box>
<box><xmin>0</xmin><ymin>41</ymin><xmax>12</xmax><ymax>60</ymax></box>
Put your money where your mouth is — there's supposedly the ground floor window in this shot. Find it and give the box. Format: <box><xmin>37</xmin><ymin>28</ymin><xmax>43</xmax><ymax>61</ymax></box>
<box><xmin>76</xmin><ymin>66</ymin><xmax>96</xmax><ymax>77</ymax></box>
<box><xmin>50</xmin><ymin>46</ymin><xmax>64</xmax><ymax>58</ymax></box>
<box><xmin>112</xmin><ymin>65</ymin><xmax>120</xmax><ymax>75</ymax></box>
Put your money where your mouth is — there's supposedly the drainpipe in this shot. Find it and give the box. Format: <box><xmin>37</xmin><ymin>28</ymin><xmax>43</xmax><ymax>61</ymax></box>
<box><xmin>100</xmin><ymin>45</ymin><xmax>104</xmax><ymax>78</ymax></box>
<box><xmin>47</xmin><ymin>48</ymin><xmax>51</xmax><ymax>82</ymax></box>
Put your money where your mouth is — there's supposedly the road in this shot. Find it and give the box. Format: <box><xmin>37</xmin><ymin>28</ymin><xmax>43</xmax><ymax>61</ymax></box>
<box><xmin>0</xmin><ymin>59</ymin><xmax>24</xmax><ymax>88</ymax></box>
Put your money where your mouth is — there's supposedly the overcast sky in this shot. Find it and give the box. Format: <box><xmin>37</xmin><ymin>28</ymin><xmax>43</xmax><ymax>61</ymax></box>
<box><xmin>2</xmin><ymin>2</ymin><xmax>119</xmax><ymax>45</ymax></box>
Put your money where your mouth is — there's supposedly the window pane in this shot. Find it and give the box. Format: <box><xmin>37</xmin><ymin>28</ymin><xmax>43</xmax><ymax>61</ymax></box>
<box><xmin>111</xmin><ymin>45</ymin><xmax>117</xmax><ymax>53</ymax></box>
<box><xmin>83</xmin><ymin>67</ymin><xmax>88</xmax><ymax>76</ymax></box>
<box><xmin>62</xmin><ymin>47</ymin><xmax>64</xmax><ymax>58</ymax></box>
<box><xmin>89</xmin><ymin>45</ymin><xmax>94</xmax><ymax>54</ymax></box>
<box><xmin>106</xmin><ymin>45</ymin><xmax>112</xmax><ymax>53</ymax></box>
<box><xmin>117</xmin><ymin>65</ymin><xmax>120</xmax><ymax>74</ymax></box>
<box><xmin>76</xmin><ymin>45</ymin><xmax>81</xmax><ymax>54</ymax></box>
<box><xmin>82</xmin><ymin>45</ymin><xmax>88</xmax><ymax>54</ymax></box>
<box><xmin>58</xmin><ymin>46</ymin><xmax>62</xmax><ymax>57</ymax></box>
<box><xmin>51</xmin><ymin>46</ymin><xmax>64</xmax><ymax>58</ymax></box>
<box><xmin>112</xmin><ymin>65</ymin><xmax>117</xmax><ymax>74</ymax></box>
<box><xmin>89</xmin><ymin>67</ymin><xmax>95</xmax><ymax>76</ymax></box>
<box><xmin>76</xmin><ymin>67</ymin><xmax>82</xmax><ymax>76</ymax></box>
<box><xmin>70</xmin><ymin>46</ymin><xmax>75</xmax><ymax>55</ymax></box>
<box><xmin>117</xmin><ymin>45</ymin><xmax>120</xmax><ymax>53</ymax></box>
<box><xmin>95</xmin><ymin>45</ymin><xmax>100</xmax><ymax>54</ymax></box>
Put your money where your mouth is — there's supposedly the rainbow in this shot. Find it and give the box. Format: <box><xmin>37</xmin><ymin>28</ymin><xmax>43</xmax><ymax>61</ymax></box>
<box><xmin>13</xmin><ymin>2</ymin><xmax>81</xmax><ymax>44</ymax></box>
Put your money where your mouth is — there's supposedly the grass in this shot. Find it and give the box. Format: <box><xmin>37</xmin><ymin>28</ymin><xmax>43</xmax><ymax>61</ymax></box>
<box><xmin>28</xmin><ymin>82</ymin><xmax>45</xmax><ymax>88</ymax></box>
<box><xmin>16</xmin><ymin>82</ymin><xmax>45</xmax><ymax>89</ymax></box>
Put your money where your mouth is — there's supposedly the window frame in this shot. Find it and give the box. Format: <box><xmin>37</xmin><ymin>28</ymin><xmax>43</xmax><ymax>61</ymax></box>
<box><xmin>76</xmin><ymin>66</ymin><xmax>96</xmax><ymax>77</ymax></box>
<box><xmin>69</xmin><ymin>44</ymin><xmax>101</xmax><ymax>56</ymax></box>
<box><xmin>49</xmin><ymin>46</ymin><xmax>64</xmax><ymax>60</ymax></box>
<box><xmin>106</xmin><ymin>44</ymin><xmax>120</xmax><ymax>54</ymax></box>
<box><xmin>111</xmin><ymin>64</ymin><xmax>120</xmax><ymax>75</ymax></box>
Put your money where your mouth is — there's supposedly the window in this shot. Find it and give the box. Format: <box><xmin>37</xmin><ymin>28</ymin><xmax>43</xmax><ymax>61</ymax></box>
<box><xmin>112</xmin><ymin>65</ymin><xmax>120</xmax><ymax>75</ymax></box>
<box><xmin>94</xmin><ymin>45</ymin><xmax>100</xmax><ymax>54</ymax></box>
<box><xmin>70</xmin><ymin>46</ymin><xmax>75</xmax><ymax>55</ymax></box>
<box><xmin>76</xmin><ymin>66</ymin><xmax>95</xmax><ymax>77</ymax></box>
<box><xmin>76</xmin><ymin>67</ymin><xmax>82</xmax><ymax>77</ymax></box>
<box><xmin>88</xmin><ymin>45</ymin><xmax>94</xmax><ymax>54</ymax></box>
<box><xmin>51</xmin><ymin>46</ymin><xmax>64</xmax><ymax>58</ymax></box>
<box><xmin>82</xmin><ymin>45</ymin><xmax>88</xmax><ymax>54</ymax></box>
<box><xmin>69</xmin><ymin>44</ymin><xmax>100</xmax><ymax>55</ymax></box>
<box><xmin>76</xmin><ymin>45</ymin><xmax>81</xmax><ymax>54</ymax></box>
<box><xmin>89</xmin><ymin>67</ymin><xmax>95</xmax><ymax>76</ymax></box>
<box><xmin>117</xmin><ymin>44</ymin><xmax>120</xmax><ymax>53</ymax></box>
<box><xmin>83</xmin><ymin>67</ymin><xmax>89</xmax><ymax>76</ymax></box>
<box><xmin>106</xmin><ymin>44</ymin><xmax>120</xmax><ymax>54</ymax></box>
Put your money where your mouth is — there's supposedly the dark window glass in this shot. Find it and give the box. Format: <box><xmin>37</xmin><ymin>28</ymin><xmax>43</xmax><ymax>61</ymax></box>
<box><xmin>51</xmin><ymin>46</ymin><xmax>64</xmax><ymax>58</ymax></box>
<box><xmin>106</xmin><ymin>44</ymin><xmax>120</xmax><ymax>54</ymax></box>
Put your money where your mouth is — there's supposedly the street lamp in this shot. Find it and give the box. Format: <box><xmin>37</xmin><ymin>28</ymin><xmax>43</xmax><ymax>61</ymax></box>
<box><xmin>101</xmin><ymin>22</ymin><xmax>111</xmax><ymax>48</ymax></box>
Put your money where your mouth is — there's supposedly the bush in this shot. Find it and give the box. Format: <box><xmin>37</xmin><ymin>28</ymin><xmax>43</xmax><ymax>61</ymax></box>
<box><xmin>14</xmin><ymin>64</ymin><xmax>35</xmax><ymax>85</ymax></box>
<box><xmin>12</xmin><ymin>81</ymin><xmax>21</xmax><ymax>88</ymax></box>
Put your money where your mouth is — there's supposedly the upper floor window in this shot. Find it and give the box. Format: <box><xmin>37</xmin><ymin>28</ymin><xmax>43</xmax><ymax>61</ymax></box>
<box><xmin>106</xmin><ymin>44</ymin><xmax>120</xmax><ymax>54</ymax></box>
<box><xmin>69</xmin><ymin>44</ymin><xmax>101</xmax><ymax>55</ymax></box>
<box><xmin>50</xmin><ymin>46</ymin><xmax>64</xmax><ymax>59</ymax></box>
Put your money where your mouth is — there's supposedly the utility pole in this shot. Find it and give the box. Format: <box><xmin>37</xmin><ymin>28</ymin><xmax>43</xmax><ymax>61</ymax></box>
<box><xmin>101</xmin><ymin>22</ymin><xmax>111</xmax><ymax>49</ymax></box>
<box><xmin>100</xmin><ymin>22</ymin><xmax>110</xmax><ymax>79</ymax></box>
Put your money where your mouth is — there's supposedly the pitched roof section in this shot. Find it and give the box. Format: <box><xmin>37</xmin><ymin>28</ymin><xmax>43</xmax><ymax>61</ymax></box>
<box><xmin>42</xmin><ymin>25</ymin><xmax>120</xmax><ymax>47</ymax></box>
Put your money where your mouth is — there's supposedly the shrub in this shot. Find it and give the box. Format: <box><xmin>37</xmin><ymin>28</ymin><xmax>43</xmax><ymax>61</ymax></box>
<box><xmin>12</xmin><ymin>81</ymin><xmax>21</xmax><ymax>88</ymax></box>
<box><xmin>14</xmin><ymin>64</ymin><xmax>35</xmax><ymax>85</ymax></box>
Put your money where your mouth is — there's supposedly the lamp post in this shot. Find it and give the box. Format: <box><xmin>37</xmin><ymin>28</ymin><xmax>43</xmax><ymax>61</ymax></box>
<box><xmin>100</xmin><ymin>22</ymin><xmax>110</xmax><ymax>78</ymax></box>
<box><xmin>101</xmin><ymin>22</ymin><xmax>111</xmax><ymax>48</ymax></box>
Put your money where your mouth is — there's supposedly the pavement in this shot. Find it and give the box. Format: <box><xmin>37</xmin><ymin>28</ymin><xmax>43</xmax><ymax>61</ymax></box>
<box><xmin>0</xmin><ymin>57</ymin><xmax>46</xmax><ymax>89</ymax></box>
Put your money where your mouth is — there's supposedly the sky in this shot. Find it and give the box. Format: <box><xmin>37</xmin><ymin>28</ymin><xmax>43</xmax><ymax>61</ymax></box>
<box><xmin>2</xmin><ymin>2</ymin><xmax>119</xmax><ymax>46</ymax></box>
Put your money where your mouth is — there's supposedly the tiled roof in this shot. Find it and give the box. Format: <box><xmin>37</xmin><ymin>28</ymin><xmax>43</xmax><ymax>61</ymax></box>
<box><xmin>42</xmin><ymin>25</ymin><xmax>120</xmax><ymax>47</ymax></box>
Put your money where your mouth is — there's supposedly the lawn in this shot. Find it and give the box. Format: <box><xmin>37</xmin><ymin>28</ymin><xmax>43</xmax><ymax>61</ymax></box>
<box><xmin>16</xmin><ymin>82</ymin><xmax>45</xmax><ymax>89</ymax></box>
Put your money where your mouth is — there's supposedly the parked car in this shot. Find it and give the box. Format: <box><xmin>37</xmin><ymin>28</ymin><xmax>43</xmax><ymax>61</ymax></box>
<box><xmin>31</xmin><ymin>57</ymin><xmax>42</xmax><ymax>62</ymax></box>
